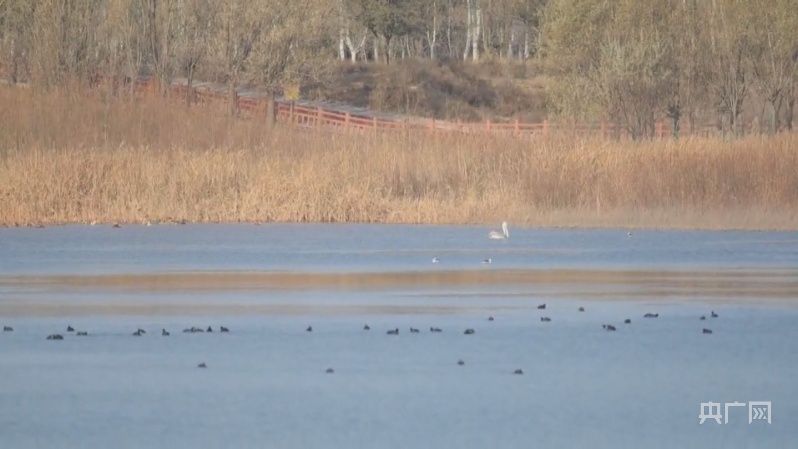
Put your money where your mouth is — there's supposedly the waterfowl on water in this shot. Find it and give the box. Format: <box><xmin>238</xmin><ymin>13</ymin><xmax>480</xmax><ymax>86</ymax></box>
<box><xmin>76</xmin><ymin>331</ymin><xmax>88</xmax><ymax>336</ymax></box>
<box><xmin>602</xmin><ymin>324</ymin><xmax>617</xmax><ymax>331</ymax></box>
<box><xmin>537</xmin><ymin>304</ymin><xmax>546</xmax><ymax>310</ymax></box>
<box><xmin>363</xmin><ymin>324</ymin><xmax>370</xmax><ymax>331</ymax></box>
<box><xmin>133</xmin><ymin>329</ymin><xmax>144</xmax><ymax>336</ymax></box>
<box><xmin>624</xmin><ymin>319</ymin><xmax>631</xmax><ymax>324</ymax></box>
<box><xmin>700</xmin><ymin>316</ymin><xmax>706</xmax><ymax>320</ymax></box>
<box><xmin>578</xmin><ymin>307</ymin><xmax>585</xmax><ymax>312</ymax></box>
<box><xmin>67</xmin><ymin>326</ymin><xmax>75</xmax><ymax>332</ymax></box>
<box><xmin>220</xmin><ymin>326</ymin><xmax>229</xmax><ymax>333</ymax></box>
<box><xmin>488</xmin><ymin>316</ymin><xmax>495</xmax><ymax>321</ymax></box>
<box><xmin>488</xmin><ymin>222</ymin><xmax>509</xmax><ymax>240</ymax></box>
<box><xmin>306</xmin><ymin>326</ymin><xmax>313</xmax><ymax>332</ymax></box>
<box><xmin>703</xmin><ymin>328</ymin><xmax>713</xmax><ymax>334</ymax></box>
<box><xmin>432</xmin><ymin>257</ymin><xmax>440</xmax><ymax>264</ymax></box>
<box><xmin>513</xmin><ymin>369</ymin><xmax>524</xmax><ymax>375</ymax></box>
<box><xmin>540</xmin><ymin>317</ymin><xmax>551</xmax><ymax>322</ymax></box>
<box><xmin>387</xmin><ymin>328</ymin><xmax>399</xmax><ymax>335</ymax></box>
<box><xmin>463</xmin><ymin>328</ymin><xmax>476</xmax><ymax>335</ymax></box>
<box><xmin>197</xmin><ymin>362</ymin><xmax>207</xmax><ymax>368</ymax></box>
<box><xmin>46</xmin><ymin>334</ymin><xmax>64</xmax><ymax>340</ymax></box>
<box><xmin>457</xmin><ymin>359</ymin><xmax>465</xmax><ymax>366</ymax></box>
<box><xmin>410</xmin><ymin>327</ymin><xmax>420</xmax><ymax>333</ymax></box>
<box><xmin>430</xmin><ymin>327</ymin><xmax>442</xmax><ymax>333</ymax></box>
<box><xmin>162</xmin><ymin>329</ymin><xmax>170</xmax><ymax>336</ymax></box>
<box><xmin>326</xmin><ymin>368</ymin><xmax>334</xmax><ymax>374</ymax></box>
<box><xmin>482</xmin><ymin>258</ymin><xmax>492</xmax><ymax>264</ymax></box>
<box><xmin>643</xmin><ymin>313</ymin><xmax>659</xmax><ymax>318</ymax></box>
<box><xmin>112</xmin><ymin>223</ymin><xmax>121</xmax><ymax>228</ymax></box>
<box><xmin>711</xmin><ymin>311</ymin><xmax>719</xmax><ymax>318</ymax></box>
<box><xmin>206</xmin><ymin>326</ymin><xmax>213</xmax><ymax>333</ymax></box>
<box><xmin>3</xmin><ymin>326</ymin><xmax>13</xmax><ymax>332</ymax></box>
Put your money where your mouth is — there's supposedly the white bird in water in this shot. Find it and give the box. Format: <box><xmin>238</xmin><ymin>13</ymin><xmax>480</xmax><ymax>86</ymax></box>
<box><xmin>482</xmin><ymin>258</ymin><xmax>492</xmax><ymax>264</ymax></box>
<box><xmin>488</xmin><ymin>221</ymin><xmax>509</xmax><ymax>240</ymax></box>
<box><xmin>431</xmin><ymin>257</ymin><xmax>440</xmax><ymax>264</ymax></box>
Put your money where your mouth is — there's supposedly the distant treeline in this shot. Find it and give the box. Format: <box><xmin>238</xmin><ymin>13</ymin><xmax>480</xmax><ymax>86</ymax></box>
<box><xmin>1</xmin><ymin>0</ymin><xmax>796</xmax><ymax>136</ymax></box>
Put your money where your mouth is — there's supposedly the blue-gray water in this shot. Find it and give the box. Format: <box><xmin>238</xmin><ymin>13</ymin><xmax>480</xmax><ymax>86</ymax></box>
<box><xmin>1</xmin><ymin>224</ymin><xmax>797</xmax><ymax>448</ymax></box>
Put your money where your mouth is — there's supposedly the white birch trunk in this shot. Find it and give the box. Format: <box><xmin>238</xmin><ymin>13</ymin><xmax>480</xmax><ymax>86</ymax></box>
<box><xmin>471</xmin><ymin>1</ymin><xmax>481</xmax><ymax>61</ymax></box>
<box><xmin>428</xmin><ymin>1</ymin><xmax>437</xmax><ymax>60</ymax></box>
<box><xmin>345</xmin><ymin>34</ymin><xmax>367</xmax><ymax>62</ymax></box>
<box><xmin>524</xmin><ymin>29</ymin><xmax>529</xmax><ymax>60</ymax></box>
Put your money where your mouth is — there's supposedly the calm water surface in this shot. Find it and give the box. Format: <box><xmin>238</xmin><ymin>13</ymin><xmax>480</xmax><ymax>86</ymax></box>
<box><xmin>1</xmin><ymin>224</ymin><xmax>796</xmax><ymax>448</ymax></box>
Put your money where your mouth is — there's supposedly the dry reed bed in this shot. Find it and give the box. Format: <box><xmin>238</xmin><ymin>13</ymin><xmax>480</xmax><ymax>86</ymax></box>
<box><xmin>1</xmin><ymin>87</ymin><xmax>797</xmax><ymax>230</ymax></box>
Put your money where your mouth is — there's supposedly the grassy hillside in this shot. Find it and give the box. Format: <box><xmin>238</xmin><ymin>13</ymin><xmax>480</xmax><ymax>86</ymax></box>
<box><xmin>306</xmin><ymin>59</ymin><xmax>549</xmax><ymax>123</ymax></box>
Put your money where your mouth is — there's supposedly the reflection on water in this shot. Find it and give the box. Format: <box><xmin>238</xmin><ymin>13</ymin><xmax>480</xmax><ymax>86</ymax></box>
<box><xmin>0</xmin><ymin>223</ymin><xmax>797</xmax><ymax>316</ymax></box>
<box><xmin>1</xmin><ymin>223</ymin><xmax>797</xmax><ymax>276</ymax></box>
<box><xmin>2</xmin><ymin>268</ymin><xmax>798</xmax><ymax>317</ymax></box>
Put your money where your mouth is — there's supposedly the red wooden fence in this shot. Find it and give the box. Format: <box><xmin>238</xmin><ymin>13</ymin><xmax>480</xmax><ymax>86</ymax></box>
<box><xmin>88</xmin><ymin>75</ymin><xmax>732</xmax><ymax>140</ymax></box>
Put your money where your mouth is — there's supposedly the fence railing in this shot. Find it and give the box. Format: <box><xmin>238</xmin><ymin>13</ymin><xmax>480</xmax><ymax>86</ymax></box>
<box><xmin>84</xmin><ymin>75</ymin><xmax>741</xmax><ymax>140</ymax></box>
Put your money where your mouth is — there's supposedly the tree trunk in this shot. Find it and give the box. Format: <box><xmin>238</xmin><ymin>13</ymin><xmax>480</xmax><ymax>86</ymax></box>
<box><xmin>186</xmin><ymin>64</ymin><xmax>194</xmax><ymax>107</ymax></box>
<box><xmin>429</xmin><ymin>1</ymin><xmax>437</xmax><ymax>60</ymax></box>
<box><xmin>266</xmin><ymin>91</ymin><xmax>276</xmax><ymax>129</ymax></box>
<box><xmin>228</xmin><ymin>78</ymin><xmax>237</xmax><ymax>117</ymax></box>
<box><xmin>446</xmin><ymin>0</ymin><xmax>453</xmax><ymax>59</ymax></box>
<box><xmin>339</xmin><ymin>29</ymin><xmax>346</xmax><ymax>61</ymax></box>
<box><xmin>765</xmin><ymin>98</ymin><xmax>776</xmax><ymax>135</ymax></box>
<box><xmin>384</xmin><ymin>35</ymin><xmax>391</xmax><ymax>65</ymax></box>
<box><xmin>471</xmin><ymin>2</ymin><xmax>481</xmax><ymax>61</ymax></box>
<box><xmin>507</xmin><ymin>28</ymin><xmax>513</xmax><ymax>59</ymax></box>
<box><xmin>463</xmin><ymin>0</ymin><xmax>472</xmax><ymax>60</ymax></box>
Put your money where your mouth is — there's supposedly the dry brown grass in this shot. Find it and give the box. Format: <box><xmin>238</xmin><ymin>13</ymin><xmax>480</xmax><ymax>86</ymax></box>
<box><xmin>1</xmin><ymin>86</ymin><xmax>797</xmax><ymax>230</ymax></box>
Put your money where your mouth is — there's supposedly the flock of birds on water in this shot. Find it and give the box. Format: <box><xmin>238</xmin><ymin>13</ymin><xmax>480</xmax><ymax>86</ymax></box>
<box><xmin>3</xmin><ymin>221</ymin><xmax>718</xmax><ymax>374</ymax></box>
<box><xmin>2</xmin><ymin>305</ymin><xmax>721</xmax><ymax>374</ymax></box>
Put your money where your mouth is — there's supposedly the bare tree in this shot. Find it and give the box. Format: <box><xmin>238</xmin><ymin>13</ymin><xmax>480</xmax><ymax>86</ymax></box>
<box><xmin>745</xmin><ymin>0</ymin><xmax>798</xmax><ymax>134</ymax></box>
<box><xmin>173</xmin><ymin>0</ymin><xmax>216</xmax><ymax>105</ymax></box>
<box><xmin>355</xmin><ymin>0</ymin><xmax>414</xmax><ymax>65</ymax></box>
<box><xmin>0</xmin><ymin>0</ymin><xmax>36</xmax><ymax>82</ymax></box>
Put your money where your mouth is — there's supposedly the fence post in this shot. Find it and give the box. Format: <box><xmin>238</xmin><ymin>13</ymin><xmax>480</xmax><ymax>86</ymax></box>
<box><xmin>316</xmin><ymin>107</ymin><xmax>322</xmax><ymax>127</ymax></box>
<box><xmin>265</xmin><ymin>95</ymin><xmax>276</xmax><ymax>129</ymax></box>
<box><xmin>289</xmin><ymin>102</ymin><xmax>295</xmax><ymax>125</ymax></box>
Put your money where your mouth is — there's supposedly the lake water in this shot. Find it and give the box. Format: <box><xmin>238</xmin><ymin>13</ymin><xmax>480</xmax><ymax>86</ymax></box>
<box><xmin>1</xmin><ymin>224</ymin><xmax>797</xmax><ymax>448</ymax></box>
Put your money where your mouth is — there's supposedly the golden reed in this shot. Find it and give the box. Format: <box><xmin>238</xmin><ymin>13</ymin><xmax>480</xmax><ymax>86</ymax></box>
<box><xmin>1</xmin><ymin>86</ymin><xmax>797</xmax><ymax>230</ymax></box>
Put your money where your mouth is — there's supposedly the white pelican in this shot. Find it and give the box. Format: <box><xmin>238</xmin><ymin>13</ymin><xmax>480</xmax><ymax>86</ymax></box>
<box><xmin>488</xmin><ymin>221</ymin><xmax>509</xmax><ymax>239</ymax></box>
